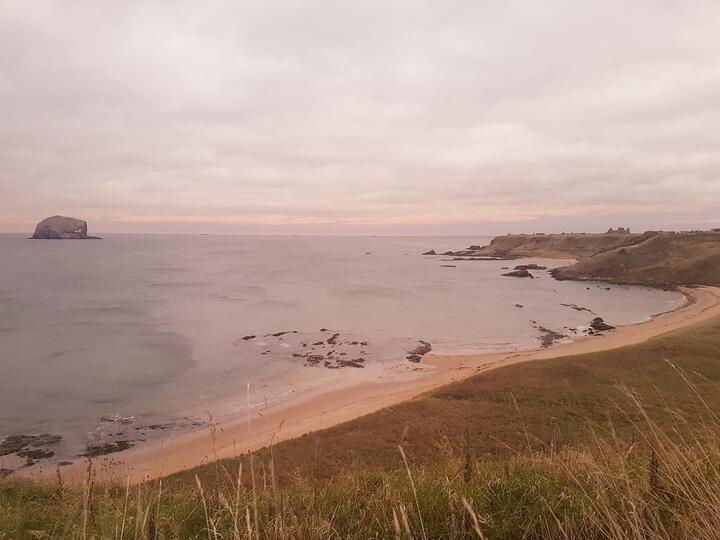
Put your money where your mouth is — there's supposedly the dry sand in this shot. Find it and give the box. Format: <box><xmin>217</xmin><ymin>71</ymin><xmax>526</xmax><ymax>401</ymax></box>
<box><xmin>30</xmin><ymin>286</ymin><xmax>720</xmax><ymax>485</ymax></box>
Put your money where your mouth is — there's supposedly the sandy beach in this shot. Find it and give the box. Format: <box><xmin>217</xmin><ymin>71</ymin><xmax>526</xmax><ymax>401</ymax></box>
<box><xmin>27</xmin><ymin>285</ymin><xmax>720</xmax><ymax>485</ymax></box>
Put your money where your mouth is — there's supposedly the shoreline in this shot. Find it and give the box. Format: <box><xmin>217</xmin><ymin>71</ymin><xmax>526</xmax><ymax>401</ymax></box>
<box><xmin>29</xmin><ymin>284</ymin><xmax>720</xmax><ymax>486</ymax></box>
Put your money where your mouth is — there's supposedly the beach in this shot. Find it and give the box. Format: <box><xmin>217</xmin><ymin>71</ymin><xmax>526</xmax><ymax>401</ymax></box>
<box><xmin>34</xmin><ymin>285</ymin><xmax>720</xmax><ymax>485</ymax></box>
<box><xmin>1</xmin><ymin>234</ymin><xmax>682</xmax><ymax>469</ymax></box>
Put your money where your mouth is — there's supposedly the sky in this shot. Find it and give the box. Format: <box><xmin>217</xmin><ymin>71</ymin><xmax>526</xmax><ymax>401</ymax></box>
<box><xmin>1</xmin><ymin>1</ymin><xmax>719</xmax><ymax>235</ymax></box>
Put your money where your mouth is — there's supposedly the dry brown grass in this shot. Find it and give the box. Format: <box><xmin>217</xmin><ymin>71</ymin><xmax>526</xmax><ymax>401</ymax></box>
<box><xmin>4</xmin><ymin>387</ymin><xmax>720</xmax><ymax>538</ymax></box>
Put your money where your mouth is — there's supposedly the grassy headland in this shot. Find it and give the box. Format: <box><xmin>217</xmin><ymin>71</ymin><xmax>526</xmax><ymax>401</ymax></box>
<box><xmin>477</xmin><ymin>232</ymin><xmax>650</xmax><ymax>259</ymax></box>
<box><xmin>475</xmin><ymin>231</ymin><xmax>720</xmax><ymax>287</ymax></box>
<box><xmin>551</xmin><ymin>232</ymin><xmax>720</xmax><ymax>286</ymax></box>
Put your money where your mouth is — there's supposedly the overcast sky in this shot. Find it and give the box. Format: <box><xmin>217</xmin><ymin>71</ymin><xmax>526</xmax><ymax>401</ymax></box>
<box><xmin>1</xmin><ymin>1</ymin><xmax>719</xmax><ymax>235</ymax></box>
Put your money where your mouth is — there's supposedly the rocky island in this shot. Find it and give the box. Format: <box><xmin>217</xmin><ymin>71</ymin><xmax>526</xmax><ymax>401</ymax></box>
<box><xmin>30</xmin><ymin>215</ymin><xmax>101</xmax><ymax>239</ymax></box>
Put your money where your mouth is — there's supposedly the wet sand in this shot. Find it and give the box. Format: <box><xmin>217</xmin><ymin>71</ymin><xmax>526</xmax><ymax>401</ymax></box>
<box><xmin>26</xmin><ymin>286</ymin><xmax>720</xmax><ymax>485</ymax></box>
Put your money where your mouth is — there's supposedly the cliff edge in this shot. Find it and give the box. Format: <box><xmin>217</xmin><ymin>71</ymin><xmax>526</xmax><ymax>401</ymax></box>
<box><xmin>550</xmin><ymin>232</ymin><xmax>720</xmax><ymax>286</ymax></box>
<box><xmin>476</xmin><ymin>232</ymin><xmax>649</xmax><ymax>259</ymax></box>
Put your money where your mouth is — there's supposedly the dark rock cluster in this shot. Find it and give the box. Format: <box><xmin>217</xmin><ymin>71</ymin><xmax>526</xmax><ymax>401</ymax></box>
<box><xmin>0</xmin><ymin>434</ymin><xmax>61</xmax><ymax>456</ymax></box>
<box><xmin>242</xmin><ymin>329</ymin><xmax>373</xmax><ymax>369</ymax></box>
<box><xmin>421</xmin><ymin>244</ymin><xmax>514</xmax><ymax>260</ymax></box>
<box><xmin>537</xmin><ymin>327</ymin><xmax>567</xmax><ymax>348</ymax></box>
<box><xmin>82</xmin><ymin>440</ymin><xmax>134</xmax><ymax>457</ymax></box>
<box><xmin>82</xmin><ymin>415</ymin><xmax>205</xmax><ymax>459</ymax></box>
<box><xmin>0</xmin><ymin>433</ymin><xmax>62</xmax><ymax>468</ymax></box>
<box><xmin>502</xmin><ymin>269</ymin><xmax>534</xmax><ymax>278</ymax></box>
<box><xmin>560</xmin><ymin>303</ymin><xmax>595</xmax><ymax>314</ymax></box>
<box><xmin>589</xmin><ymin>317</ymin><xmax>615</xmax><ymax>332</ymax></box>
<box><xmin>407</xmin><ymin>340</ymin><xmax>432</xmax><ymax>362</ymax></box>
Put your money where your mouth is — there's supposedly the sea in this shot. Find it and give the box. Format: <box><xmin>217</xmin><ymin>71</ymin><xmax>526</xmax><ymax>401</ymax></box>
<box><xmin>0</xmin><ymin>234</ymin><xmax>683</xmax><ymax>463</ymax></box>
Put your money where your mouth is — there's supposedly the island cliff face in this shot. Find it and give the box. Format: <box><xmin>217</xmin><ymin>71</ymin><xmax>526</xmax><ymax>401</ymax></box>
<box><xmin>31</xmin><ymin>216</ymin><xmax>100</xmax><ymax>239</ymax></box>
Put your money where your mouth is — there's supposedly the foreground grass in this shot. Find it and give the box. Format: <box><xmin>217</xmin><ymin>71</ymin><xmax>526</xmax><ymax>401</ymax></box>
<box><xmin>3</xmin><ymin>316</ymin><xmax>720</xmax><ymax>538</ymax></box>
<box><xmin>4</xmin><ymin>420</ymin><xmax>720</xmax><ymax>539</ymax></box>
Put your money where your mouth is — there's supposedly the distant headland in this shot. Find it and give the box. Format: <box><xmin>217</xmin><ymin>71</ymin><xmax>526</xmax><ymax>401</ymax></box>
<box><xmin>424</xmin><ymin>228</ymin><xmax>720</xmax><ymax>287</ymax></box>
<box><xmin>30</xmin><ymin>215</ymin><xmax>101</xmax><ymax>239</ymax></box>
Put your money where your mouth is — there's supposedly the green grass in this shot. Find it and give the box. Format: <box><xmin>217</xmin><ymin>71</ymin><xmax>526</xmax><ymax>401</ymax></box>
<box><xmin>3</xmin><ymin>317</ymin><xmax>720</xmax><ymax>538</ymax></box>
<box><xmin>4</xmin><ymin>427</ymin><xmax>720</xmax><ymax>538</ymax></box>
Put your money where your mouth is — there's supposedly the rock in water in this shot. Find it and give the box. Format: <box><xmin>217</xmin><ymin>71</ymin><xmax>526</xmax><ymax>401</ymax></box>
<box><xmin>590</xmin><ymin>317</ymin><xmax>615</xmax><ymax>331</ymax></box>
<box><xmin>502</xmin><ymin>269</ymin><xmax>534</xmax><ymax>278</ymax></box>
<box><xmin>406</xmin><ymin>340</ymin><xmax>432</xmax><ymax>362</ymax></box>
<box><xmin>31</xmin><ymin>215</ymin><xmax>100</xmax><ymax>239</ymax></box>
<box><xmin>538</xmin><ymin>327</ymin><xmax>566</xmax><ymax>348</ymax></box>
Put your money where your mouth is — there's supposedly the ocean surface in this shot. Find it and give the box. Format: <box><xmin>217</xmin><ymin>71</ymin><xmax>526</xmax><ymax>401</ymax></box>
<box><xmin>0</xmin><ymin>234</ymin><xmax>682</xmax><ymax>462</ymax></box>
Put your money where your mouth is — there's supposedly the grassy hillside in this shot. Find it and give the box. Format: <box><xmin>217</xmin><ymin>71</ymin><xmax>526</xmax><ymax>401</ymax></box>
<box><xmin>552</xmin><ymin>232</ymin><xmax>720</xmax><ymax>286</ymax></box>
<box><xmin>5</xmin><ymin>433</ymin><xmax>720</xmax><ymax>539</ymax></box>
<box><xmin>471</xmin><ymin>231</ymin><xmax>720</xmax><ymax>286</ymax></box>
<box><xmin>5</xmin><ymin>315</ymin><xmax>720</xmax><ymax>538</ymax></box>
<box><xmin>477</xmin><ymin>232</ymin><xmax>649</xmax><ymax>259</ymax></box>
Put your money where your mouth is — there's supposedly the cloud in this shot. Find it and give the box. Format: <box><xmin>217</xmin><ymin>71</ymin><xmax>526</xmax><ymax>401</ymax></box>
<box><xmin>1</xmin><ymin>0</ymin><xmax>719</xmax><ymax>233</ymax></box>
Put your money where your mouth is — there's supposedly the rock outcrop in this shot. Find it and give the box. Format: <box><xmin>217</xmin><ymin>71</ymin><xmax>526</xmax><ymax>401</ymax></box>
<box><xmin>407</xmin><ymin>340</ymin><xmax>432</xmax><ymax>362</ymax></box>
<box><xmin>31</xmin><ymin>215</ymin><xmax>100</xmax><ymax>239</ymax></box>
<box><xmin>590</xmin><ymin>317</ymin><xmax>615</xmax><ymax>332</ymax></box>
<box><xmin>440</xmin><ymin>247</ymin><xmax>513</xmax><ymax>259</ymax></box>
<box><xmin>502</xmin><ymin>269</ymin><xmax>533</xmax><ymax>278</ymax></box>
<box><xmin>538</xmin><ymin>327</ymin><xmax>566</xmax><ymax>348</ymax></box>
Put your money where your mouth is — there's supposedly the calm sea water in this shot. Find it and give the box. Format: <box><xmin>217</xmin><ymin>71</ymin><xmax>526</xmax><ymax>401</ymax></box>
<box><xmin>0</xmin><ymin>234</ymin><xmax>682</xmax><ymax>459</ymax></box>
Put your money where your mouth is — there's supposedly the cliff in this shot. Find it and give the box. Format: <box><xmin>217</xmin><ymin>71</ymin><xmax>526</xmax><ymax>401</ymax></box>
<box><xmin>476</xmin><ymin>232</ymin><xmax>650</xmax><ymax>259</ymax></box>
<box><xmin>31</xmin><ymin>216</ymin><xmax>100</xmax><ymax>239</ymax></box>
<box><xmin>551</xmin><ymin>232</ymin><xmax>720</xmax><ymax>286</ymax></box>
<box><xmin>436</xmin><ymin>231</ymin><xmax>720</xmax><ymax>286</ymax></box>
